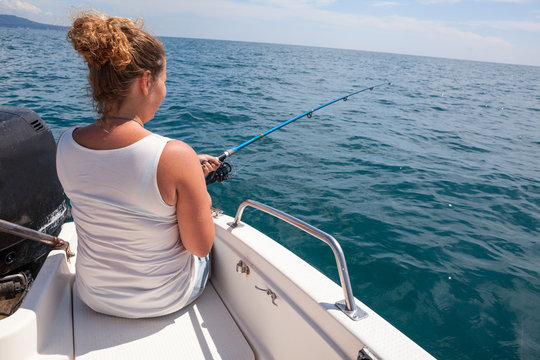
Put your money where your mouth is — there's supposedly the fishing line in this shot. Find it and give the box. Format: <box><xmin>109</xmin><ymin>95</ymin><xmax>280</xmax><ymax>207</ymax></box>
<box><xmin>206</xmin><ymin>81</ymin><xmax>391</xmax><ymax>184</ymax></box>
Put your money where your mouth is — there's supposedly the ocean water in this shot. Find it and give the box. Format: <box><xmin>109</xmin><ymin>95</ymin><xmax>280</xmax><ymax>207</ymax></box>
<box><xmin>1</xmin><ymin>27</ymin><xmax>539</xmax><ymax>359</ymax></box>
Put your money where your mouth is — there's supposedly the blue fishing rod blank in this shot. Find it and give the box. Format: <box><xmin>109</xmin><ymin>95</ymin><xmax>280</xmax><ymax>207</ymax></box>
<box><xmin>218</xmin><ymin>81</ymin><xmax>390</xmax><ymax>161</ymax></box>
<box><xmin>206</xmin><ymin>81</ymin><xmax>391</xmax><ymax>183</ymax></box>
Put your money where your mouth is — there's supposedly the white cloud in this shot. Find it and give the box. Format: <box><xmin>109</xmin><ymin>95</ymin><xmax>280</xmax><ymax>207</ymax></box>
<box><xmin>371</xmin><ymin>1</ymin><xmax>400</xmax><ymax>7</ymax></box>
<box><xmin>476</xmin><ymin>0</ymin><xmax>530</xmax><ymax>3</ymax></box>
<box><xmin>252</xmin><ymin>0</ymin><xmax>336</xmax><ymax>8</ymax></box>
<box><xmin>418</xmin><ymin>0</ymin><xmax>529</xmax><ymax>4</ymax></box>
<box><xmin>466</xmin><ymin>20</ymin><xmax>540</xmax><ymax>31</ymax></box>
<box><xmin>417</xmin><ymin>0</ymin><xmax>462</xmax><ymax>4</ymax></box>
<box><xmin>0</xmin><ymin>0</ymin><xmax>41</xmax><ymax>14</ymax></box>
<box><xmin>381</xmin><ymin>16</ymin><xmax>511</xmax><ymax>47</ymax></box>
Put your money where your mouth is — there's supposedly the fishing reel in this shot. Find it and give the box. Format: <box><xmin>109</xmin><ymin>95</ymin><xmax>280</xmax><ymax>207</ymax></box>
<box><xmin>205</xmin><ymin>162</ymin><xmax>233</xmax><ymax>185</ymax></box>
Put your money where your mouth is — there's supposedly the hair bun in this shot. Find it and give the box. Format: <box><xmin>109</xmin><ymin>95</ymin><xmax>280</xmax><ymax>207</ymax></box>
<box><xmin>67</xmin><ymin>12</ymin><xmax>141</xmax><ymax>70</ymax></box>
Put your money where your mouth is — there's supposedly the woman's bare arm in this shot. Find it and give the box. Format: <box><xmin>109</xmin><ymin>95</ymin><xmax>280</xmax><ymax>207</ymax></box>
<box><xmin>157</xmin><ymin>140</ymin><xmax>214</xmax><ymax>257</ymax></box>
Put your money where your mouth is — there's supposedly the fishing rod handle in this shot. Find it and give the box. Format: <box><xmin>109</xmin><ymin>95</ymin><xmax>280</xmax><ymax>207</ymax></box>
<box><xmin>218</xmin><ymin>149</ymin><xmax>235</xmax><ymax>162</ymax></box>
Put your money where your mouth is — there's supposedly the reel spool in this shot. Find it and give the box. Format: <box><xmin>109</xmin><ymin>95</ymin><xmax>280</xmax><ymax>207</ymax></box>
<box><xmin>205</xmin><ymin>162</ymin><xmax>233</xmax><ymax>185</ymax></box>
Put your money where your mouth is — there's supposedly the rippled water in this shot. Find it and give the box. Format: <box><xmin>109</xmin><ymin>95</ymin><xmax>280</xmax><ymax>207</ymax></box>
<box><xmin>1</xmin><ymin>27</ymin><xmax>539</xmax><ymax>359</ymax></box>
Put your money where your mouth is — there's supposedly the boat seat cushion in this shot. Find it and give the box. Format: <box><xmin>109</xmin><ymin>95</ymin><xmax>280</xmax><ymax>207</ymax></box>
<box><xmin>73</xmin><ymin>281</ymin><xmax>254</xmax><ymax>360</ymax></box>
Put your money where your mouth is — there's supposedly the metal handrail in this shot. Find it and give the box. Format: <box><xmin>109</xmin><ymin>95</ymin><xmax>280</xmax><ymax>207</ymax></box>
<box><xmin>231</xmin><ymin>199</ymin><xmax>367</xmax><ymax>320</ymax></box>
<box><xmin>0</xmin><ymin>219</ymin><xmax>74</xmax><ymax>259</ymax></box>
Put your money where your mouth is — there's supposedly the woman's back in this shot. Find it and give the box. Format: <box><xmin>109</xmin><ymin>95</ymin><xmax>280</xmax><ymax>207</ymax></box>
<box><xmin>57</xmin><ymin>127</ymin><xmax>198</xmax><ymax>318</ymax></box>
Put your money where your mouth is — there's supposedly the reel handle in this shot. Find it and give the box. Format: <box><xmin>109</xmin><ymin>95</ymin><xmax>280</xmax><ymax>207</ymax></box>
<box><xmin>205</xmin><ymin>162</ymin><xmax>232</xmax><ymax>185</ymax></box>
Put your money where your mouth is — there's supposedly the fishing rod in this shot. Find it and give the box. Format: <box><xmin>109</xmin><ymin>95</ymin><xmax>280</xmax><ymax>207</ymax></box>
<box><xmin>206</xmin><ymin>81</ymin><xmax>391</xmax><ymax>184</ymax></box>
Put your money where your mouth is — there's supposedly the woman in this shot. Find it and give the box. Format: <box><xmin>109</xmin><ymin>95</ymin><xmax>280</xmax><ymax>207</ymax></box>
<box><xmin>56</xmin><ymin>11</ymin><xmax>220</xmax><ymax>318</ymax></box>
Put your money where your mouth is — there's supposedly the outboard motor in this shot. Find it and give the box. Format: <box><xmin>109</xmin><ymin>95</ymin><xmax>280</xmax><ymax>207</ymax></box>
<box><xmin>0</xmin><ymin>106</ymin><xmax>70</xmax><ymax>310</ymax></box>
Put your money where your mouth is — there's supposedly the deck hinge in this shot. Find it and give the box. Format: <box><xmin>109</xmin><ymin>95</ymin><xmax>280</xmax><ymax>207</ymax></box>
<box><xmin>236</xmin><ymin>260</ymin><xmax>250</xmax><ymax>275</ymax></box>
<box><xmin>358</xmin><ymin>347</ymin><xmax>378</xmax><ymax>360</ymax></box>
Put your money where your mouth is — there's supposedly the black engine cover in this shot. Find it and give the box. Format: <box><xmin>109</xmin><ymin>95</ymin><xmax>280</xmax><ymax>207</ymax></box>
<box><xmin>0</xmin><ymin>106</ymin><xmax>69</xmax><ymax>277</ymax></box>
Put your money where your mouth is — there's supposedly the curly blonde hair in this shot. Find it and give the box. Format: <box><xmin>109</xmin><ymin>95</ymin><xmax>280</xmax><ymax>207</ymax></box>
<box><xmin>67</xmin><ymin>11</ymin><xmax>165</xmax><ymax>119</ymax></box>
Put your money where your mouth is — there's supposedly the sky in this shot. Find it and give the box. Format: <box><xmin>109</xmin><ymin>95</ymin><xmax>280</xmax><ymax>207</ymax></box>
<box><xmin>1</xmin><ymin>0</ymin><xmax>539</xmax><ymax>66</ymax></box>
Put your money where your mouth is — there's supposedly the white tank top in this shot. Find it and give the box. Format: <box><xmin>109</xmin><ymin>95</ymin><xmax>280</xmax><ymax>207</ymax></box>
<box><xmin>56</xmin><ymin>127</ymin><xmax>196</xmax><ymax>318</ymax></box>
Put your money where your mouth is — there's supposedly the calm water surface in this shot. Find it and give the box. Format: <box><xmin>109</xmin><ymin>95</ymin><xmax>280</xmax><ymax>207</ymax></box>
<box><xmin>1</xmin><ymin>27</ymin><xmax>539</xmax><ymax>359</ymax></box>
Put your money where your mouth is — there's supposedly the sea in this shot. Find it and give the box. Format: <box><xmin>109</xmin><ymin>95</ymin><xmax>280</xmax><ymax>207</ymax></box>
<box><xmin>1</xmin><ymin>27</ymin><xmax>539</xmax><ymax>359</ymax></box>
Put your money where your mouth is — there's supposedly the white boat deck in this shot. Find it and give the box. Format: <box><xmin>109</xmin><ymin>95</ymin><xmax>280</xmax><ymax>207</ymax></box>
<box><xmin>0</xmin><ymin>222</ymin><xmax>254</xmax><ymax>360</ymax></box>
<box><xmin>73</xmin><ymin>281</ymin><xmax>254</xmax><ymax>360</ymax></box>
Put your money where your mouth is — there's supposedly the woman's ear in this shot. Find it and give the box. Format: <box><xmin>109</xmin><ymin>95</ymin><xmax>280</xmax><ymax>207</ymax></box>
<box><xmin>139</xmin><ymin>70</ymin><xmax>152</xmax><ymax>96</ymax></box>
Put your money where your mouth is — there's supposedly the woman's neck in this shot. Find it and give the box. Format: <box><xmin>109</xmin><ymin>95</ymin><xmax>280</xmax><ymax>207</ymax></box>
<box><xmin>106</xmin><ymin>115</ymin><xmax>144</xmax><ymax>128</ymax></box>
<box><xmin>99</xmin><ymin>114</ymin><xmax>144</xmax><ymax>129</ymax></box>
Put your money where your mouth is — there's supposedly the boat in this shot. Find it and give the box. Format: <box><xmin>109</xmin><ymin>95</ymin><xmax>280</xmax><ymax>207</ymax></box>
<box><xmin>0</xmin><ymin>106</ymin><xmax>435</xmax><ymax>359</ymax></box>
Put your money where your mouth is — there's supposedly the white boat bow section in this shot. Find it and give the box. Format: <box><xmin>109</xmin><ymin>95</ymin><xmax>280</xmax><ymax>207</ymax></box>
<box><xmin>0</xmin><ymin>202</ymin><xmax>435</xmax><ymax>360</ymax></box>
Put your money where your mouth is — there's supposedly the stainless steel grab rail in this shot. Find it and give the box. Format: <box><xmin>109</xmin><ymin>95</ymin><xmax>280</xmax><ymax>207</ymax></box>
<box><xmin>231</xmin><ymin>199</ymin><xmax>367</xmax><ymax>321</ymax></box>
<box><xmin>0</xmin><ymin>219</ymin><xmax>74</xmax><ymax>259</ymax></box>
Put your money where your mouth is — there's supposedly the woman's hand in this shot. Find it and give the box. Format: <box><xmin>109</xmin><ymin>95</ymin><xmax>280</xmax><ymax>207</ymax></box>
<box><xmin>198</xmin><ymin>154</ymin><xmax>220</xmax><ymax>175</ymax></box>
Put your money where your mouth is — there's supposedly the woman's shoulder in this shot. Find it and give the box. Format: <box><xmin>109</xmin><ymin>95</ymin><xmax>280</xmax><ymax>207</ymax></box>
<box><xmin>159</xmin><ymin>139</ymin><xmax>201</xmax><ymax>179</ymax></box>
<box><xmin>157</xmin><ymin>139</ymin><xmax>205</xmax><ymax>203</ymax></box>
<box><xmin>162</xmin><ymin>139</ymin><xmax>198</xmax><ymax>159</ymax></box>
